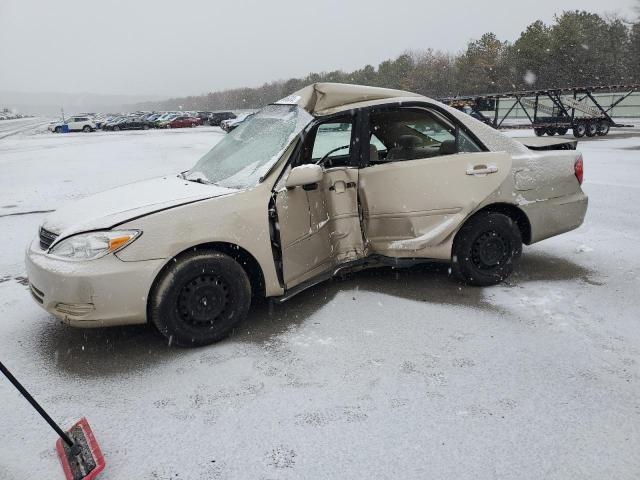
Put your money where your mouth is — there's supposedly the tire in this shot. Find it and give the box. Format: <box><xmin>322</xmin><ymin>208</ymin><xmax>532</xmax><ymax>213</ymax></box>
<box><xmin>573</xmin><ymin>123</ymin><xmax>586</xmax><ymax>138</ymax></box>
<box><xmin>585</xmin><ymin>122</ymin><xmax>597</xmax><ymax>137</ymax></box>
<box><xmin>143</xmin><ymin>124</ymin><xmax>150</xmax><ymax>130</ymax></box>
<box><xmin>82</xmin><ymin>125</ymin><xmax>91</xmax><ymax>132</ymax></box>
<box><xmin>166</xmin><ymin>124</ymin><xmax>171</xmax><ymax>129</ymax></box>
<box><xmin>597</xmin><ymin>121</ymin><xmax>610</xmax><ymax>136</ymax></box>
<box><xmin>149</xmin><ymin>251</ymin><xmax>252</xmax><ymax>347</ymax></box>
<box><xmin>534</xmin><ymin>128</ymin><xmax>545</xmax><ymax>137</ymax></box>
<box><xmin>113</xmin><ymin>126</ymin><xmax>120</xmax><ymax>131</ymax></box>
<box><xmin>557</xmin><ymin>127</ymin><xmax>569</xmax><ymax>135</ymax></box>
<box><xmin>54</xmin><ymin>126</ymin><xmax>62</xmax><ymax>133</ymax></box>
<box><xmin>451</xmin><ymin>212</ymin><xmax>522</xmax><ymax>286</ymax></box>
<box><xmin>545</xmin><ymin>127</ymin><xmax>557</xmax><ymax>136</ymax></box>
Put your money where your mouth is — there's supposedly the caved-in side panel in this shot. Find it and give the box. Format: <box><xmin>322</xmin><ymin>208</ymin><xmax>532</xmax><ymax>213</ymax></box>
<box><xmin>359</xmin><ymin>151</ymin><xmax>512</xmax><ymax>257</ymax></box>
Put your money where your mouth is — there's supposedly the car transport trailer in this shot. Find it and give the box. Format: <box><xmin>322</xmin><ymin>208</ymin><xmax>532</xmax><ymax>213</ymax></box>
<box><xmin>440</xmin><ymin>83</ymin><xmax>639</xmax><ymax>138</ymax></box>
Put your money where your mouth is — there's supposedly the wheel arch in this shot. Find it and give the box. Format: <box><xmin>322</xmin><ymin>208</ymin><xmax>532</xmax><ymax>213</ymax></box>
<box><xmin>148</xmin><ymin>241</ymin><xmax>266</xmax><ymax>305</ymax></box>
<box><xmin>461</xmin><ymin>202</ymin><xmax>532</xmax><ymax>245</ymax></box>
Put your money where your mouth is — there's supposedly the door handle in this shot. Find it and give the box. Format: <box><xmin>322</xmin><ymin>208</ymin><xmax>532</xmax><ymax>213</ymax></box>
<box><xmin>466</xmin><ymin>165</ymin><xmax>498</xmax><ymax>176</ymax></box>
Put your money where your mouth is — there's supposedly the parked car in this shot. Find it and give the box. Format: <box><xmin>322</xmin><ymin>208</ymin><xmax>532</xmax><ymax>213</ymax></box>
<box><xmin>195</xmin><ymin>111</ymin><xmax>213</xmax><ymax>124</ymax></box>
<box><xmin>48</xmin><ymin>116</ymin><xmax>97</xmax><ymax>133</ymax></box>
<box><xmin>162</xmin><ymin>116</ymin><xmax>202</xmax><ymax>129</ymax></box>
<box><xmin>101</xmin><ymin>117</ymin><xmax>128</xmax><ymax>130</ymax></box>
<box><xmin>208</xmin><ymin>111</ymin><xmax>236</xmax><ymax>126</ymax></box>
<box><xmin>26</xmin><ymin>83</ymin><xmax>587</xmax><ymax>347</ymax></box>
<box><xmin>154</xmin><ymin>113</ymin><xmax>180</xmax><ymax>128</ymax></box>
<box><xmin>103</xmin><ymin>116</ymin><xmax>155</xmax><ymax>131</ymax></box>
<box><xmin>220</xmin><ymin>112</ymin><xmax>254</xmax><ymax>132</ymax></box>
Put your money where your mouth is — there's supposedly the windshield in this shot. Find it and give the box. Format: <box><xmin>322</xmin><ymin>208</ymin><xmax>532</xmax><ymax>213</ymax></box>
<box><xmin>186</xmin><ymin>104</ymin><xmax>312</xmax><ymax>189</ymax></box>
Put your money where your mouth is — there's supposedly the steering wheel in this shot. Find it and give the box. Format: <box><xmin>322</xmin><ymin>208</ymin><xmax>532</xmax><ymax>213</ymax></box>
<box><xmin>316</xmin><ymin>145</ymin><xmax>350</xmax><ymax>165</ymax></box>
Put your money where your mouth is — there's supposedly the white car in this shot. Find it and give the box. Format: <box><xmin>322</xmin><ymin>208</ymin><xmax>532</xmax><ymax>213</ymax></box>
<box><xmin>220</xmin><ymin>112</ymin><xmax>255</xmax><ymax>132</ymax></box>
<box><xmin>48</xmin><ymin>116</ymin><xmax>97</xmax><ymax>133</ymax></box>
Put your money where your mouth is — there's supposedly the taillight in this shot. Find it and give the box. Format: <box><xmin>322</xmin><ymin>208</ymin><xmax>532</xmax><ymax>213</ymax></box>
<box><xmin>574</xmin><ymin>155</ymin><xmax>584</xmax><ymax>185</ymax></box>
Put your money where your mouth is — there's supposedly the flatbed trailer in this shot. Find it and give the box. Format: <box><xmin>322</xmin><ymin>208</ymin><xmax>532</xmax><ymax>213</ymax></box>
<box><xmin>440</xmin><ymin>83</ymin><xmax>639</xmax><ymax>137</ymax></box>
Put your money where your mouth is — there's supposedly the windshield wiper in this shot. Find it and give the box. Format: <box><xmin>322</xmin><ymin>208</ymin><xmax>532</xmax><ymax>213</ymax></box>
<box><xmin>188</xmin><ymin>177</ymin><xmax>211</xmax><ymax>184</ymax></box>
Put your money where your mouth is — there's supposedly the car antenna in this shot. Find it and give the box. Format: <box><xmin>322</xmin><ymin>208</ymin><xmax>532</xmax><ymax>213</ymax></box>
<box><xmin>0</xmin><ymin>360</ymin><xmax>105</xmax><ymax>479</ymax></box>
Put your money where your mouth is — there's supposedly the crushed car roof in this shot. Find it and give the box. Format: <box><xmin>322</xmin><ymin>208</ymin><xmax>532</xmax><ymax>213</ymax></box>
<box><xmin>276</xmin><ymin>82</ymin><xmax>530</xmax><ymax>155</ymax></box>
<box><xmin>278</xmin><ymin>82</ymin><xmax>425</xmax><ymax>116</ymax></box>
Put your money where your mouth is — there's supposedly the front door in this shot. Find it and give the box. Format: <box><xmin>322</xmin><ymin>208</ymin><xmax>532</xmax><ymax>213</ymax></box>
<box><xmin>358</xmin><ymin>106</ymin><xmax>512</xmax><ymax>257</ymax></box>
<box><xmin>274</xmin><ymin>114</ymin><xmax>364</xmax><ymax>288</ymax></box>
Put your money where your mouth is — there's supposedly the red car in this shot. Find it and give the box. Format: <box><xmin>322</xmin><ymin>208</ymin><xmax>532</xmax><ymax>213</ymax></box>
<box><xmin>165</xmin><ymin>116</ymin><xmax>202</xmax><ymax>128</ymax></box>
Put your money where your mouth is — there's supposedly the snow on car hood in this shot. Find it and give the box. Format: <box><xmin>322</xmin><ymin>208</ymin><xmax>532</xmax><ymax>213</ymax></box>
<box><xmin>42</xmin><ymin>175</ymin><xmax>237</xmax><ymax>238</ymax></box>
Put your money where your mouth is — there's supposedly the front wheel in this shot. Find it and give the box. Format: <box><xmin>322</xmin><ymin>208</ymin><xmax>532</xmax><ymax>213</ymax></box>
<box><xmin>451</xmin><ymin>212</ymin><xmax>522</xmax><ymax>286</ymax></box>
<box><xmin>82</xmin><ymin>125</ymin><xmax>91</xmax><ymax>132</ymax></box>
<box><xmin>149</xmin><ymin>251</ymin><xmax>252</xmax><ymax>347</ymax></box>
<box><xmin>534</xmin><ymin>128</ymin><xmax>545</xmax><ymax>137</ymax></box>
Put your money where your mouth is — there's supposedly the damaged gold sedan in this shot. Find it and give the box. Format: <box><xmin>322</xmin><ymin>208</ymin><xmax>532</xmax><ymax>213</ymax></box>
<box><xmin>26</xmin><ymin>83</ymin><xmax>587</xmax><ymax>346</ymax></box>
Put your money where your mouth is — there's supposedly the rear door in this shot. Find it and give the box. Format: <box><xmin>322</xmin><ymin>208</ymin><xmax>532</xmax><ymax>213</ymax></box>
<box><xmin>359</xmin><ymin>106</ymin><xmax>511</xmax><ymax>256</ymax></box>
<box><xmin>67</xmin><ymin>117</ymin><xmax>80</xmax><ymax>130</ymax></box>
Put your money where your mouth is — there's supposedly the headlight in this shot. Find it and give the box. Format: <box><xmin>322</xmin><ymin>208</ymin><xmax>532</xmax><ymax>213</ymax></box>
<box><xmin>49</xmin><ymin>230</ymin><xmax>141</xmax><ymax>260</ymax></box>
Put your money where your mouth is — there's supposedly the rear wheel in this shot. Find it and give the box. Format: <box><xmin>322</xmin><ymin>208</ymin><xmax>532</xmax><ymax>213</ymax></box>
<box><xmin>557</xmin><ymin>127</ymin><xmax>569</xmax><ymax>135</ymax></box>
<box><xmin>597</xmin><ymin>120</ymin><xmax>610</xmax><ymax>136</ymax></box>
<box><xmin>54</xmin><ymin>126</ymin><xmax>62</xmax><ymax>133</ymax></box>
<box><xmin>82</xmin><ymin>125</ymin><xmax>91</xmax><ymax>132</ymax></box>
<box><xmin>451</xmin><ymin>212</ymin><xmax>522</xmax><ymax>286</ymax></box>
<box><xmin>534</xmin><ymin>128</ymin><xmax>545</xmax><ymax>137</ymax></box>
<box><xmin>149</xmin><ymin>251</ymin><xmax>252</xmax><ymax>347</ymax></box>
<box><xmin>143</xmin><ymin>124</ymin><xmax>150</xmax><ymax>130</ymax></box>
<box><xmin>573</xmin><ymin>123</ymin><xmax>586</xmax><ymax>138</ymax></box>
<box><xmin>113</xmin><ymin>126</ymin><xmax>120</xmax><ymax>131</ymax></box>
<box><xmin>545</xmin><ymin>127</ymin><xmax>557</xmax><ymax>136</ymax></box>
<box><xmin>585</xmin><ymin>122</ymin><xmax>598</xmax><ymax>137</ymax></box>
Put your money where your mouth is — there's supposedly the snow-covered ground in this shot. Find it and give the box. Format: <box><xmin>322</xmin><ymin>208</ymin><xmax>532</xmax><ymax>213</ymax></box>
<box><xmin>0</xmin><ymin>125</ymin><xmax>639</xmax><ymax>479</ymax></box>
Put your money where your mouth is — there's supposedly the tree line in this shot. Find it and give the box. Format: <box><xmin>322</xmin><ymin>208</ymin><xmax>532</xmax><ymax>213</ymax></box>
<box><xmin>133</xmin><ymin>10</ymin><xmax>640</xmax><ymax>112</ymax></box>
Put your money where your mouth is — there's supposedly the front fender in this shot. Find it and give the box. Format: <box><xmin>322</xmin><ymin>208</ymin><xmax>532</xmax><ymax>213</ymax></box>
<box><xmin>115</xmin><ymin>184</ymin><xmax>284</xmax><ymax>297</ymax></box>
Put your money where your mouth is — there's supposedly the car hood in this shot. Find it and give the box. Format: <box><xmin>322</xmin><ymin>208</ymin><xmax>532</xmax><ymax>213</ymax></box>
<box><xmin>42</xmin><ymin>175</ymin><xmax>238</xmax><ymax>239</ymax></box>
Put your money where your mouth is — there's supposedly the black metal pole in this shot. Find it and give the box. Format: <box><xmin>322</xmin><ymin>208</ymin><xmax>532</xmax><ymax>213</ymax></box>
<box><xmin>0</xmin><ymin>360</ymin><xmax>74</xmax><ymax>447</ymax></box>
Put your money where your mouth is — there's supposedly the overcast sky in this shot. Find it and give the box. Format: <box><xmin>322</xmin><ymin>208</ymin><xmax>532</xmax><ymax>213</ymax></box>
<box><xmin>0</xmin><ymin>0</ymin><xmax>636</xmax><ymax>98</ymax></box>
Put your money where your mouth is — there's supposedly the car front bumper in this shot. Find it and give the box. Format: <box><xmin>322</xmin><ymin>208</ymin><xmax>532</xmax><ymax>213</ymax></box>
<box><xmin>25</xmin><ymin>238</ymin><xmax>165</xmax><ymax>328</ymax></box>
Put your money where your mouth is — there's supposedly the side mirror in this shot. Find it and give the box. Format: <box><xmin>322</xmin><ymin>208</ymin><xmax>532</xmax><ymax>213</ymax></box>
<box><xmin>285</xmin><ymin>164</ymin><xmax>323</xmax><ymax>189</ymax></box>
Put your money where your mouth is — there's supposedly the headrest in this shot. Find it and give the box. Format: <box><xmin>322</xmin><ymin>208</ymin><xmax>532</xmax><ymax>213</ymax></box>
<box><xmin>439</xmin><ymin>140</ymin><xmax>457</xmax><ymax>155</ymax></box>
<box><xmin>397</xmin><ymin>135</ymin><xmax>422</xmax><ymax>149</ymax></box>
<box><xmin>369</xmin><ymin>143</ymin><xmax>379</xmax><ymax>162</ymax></box>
